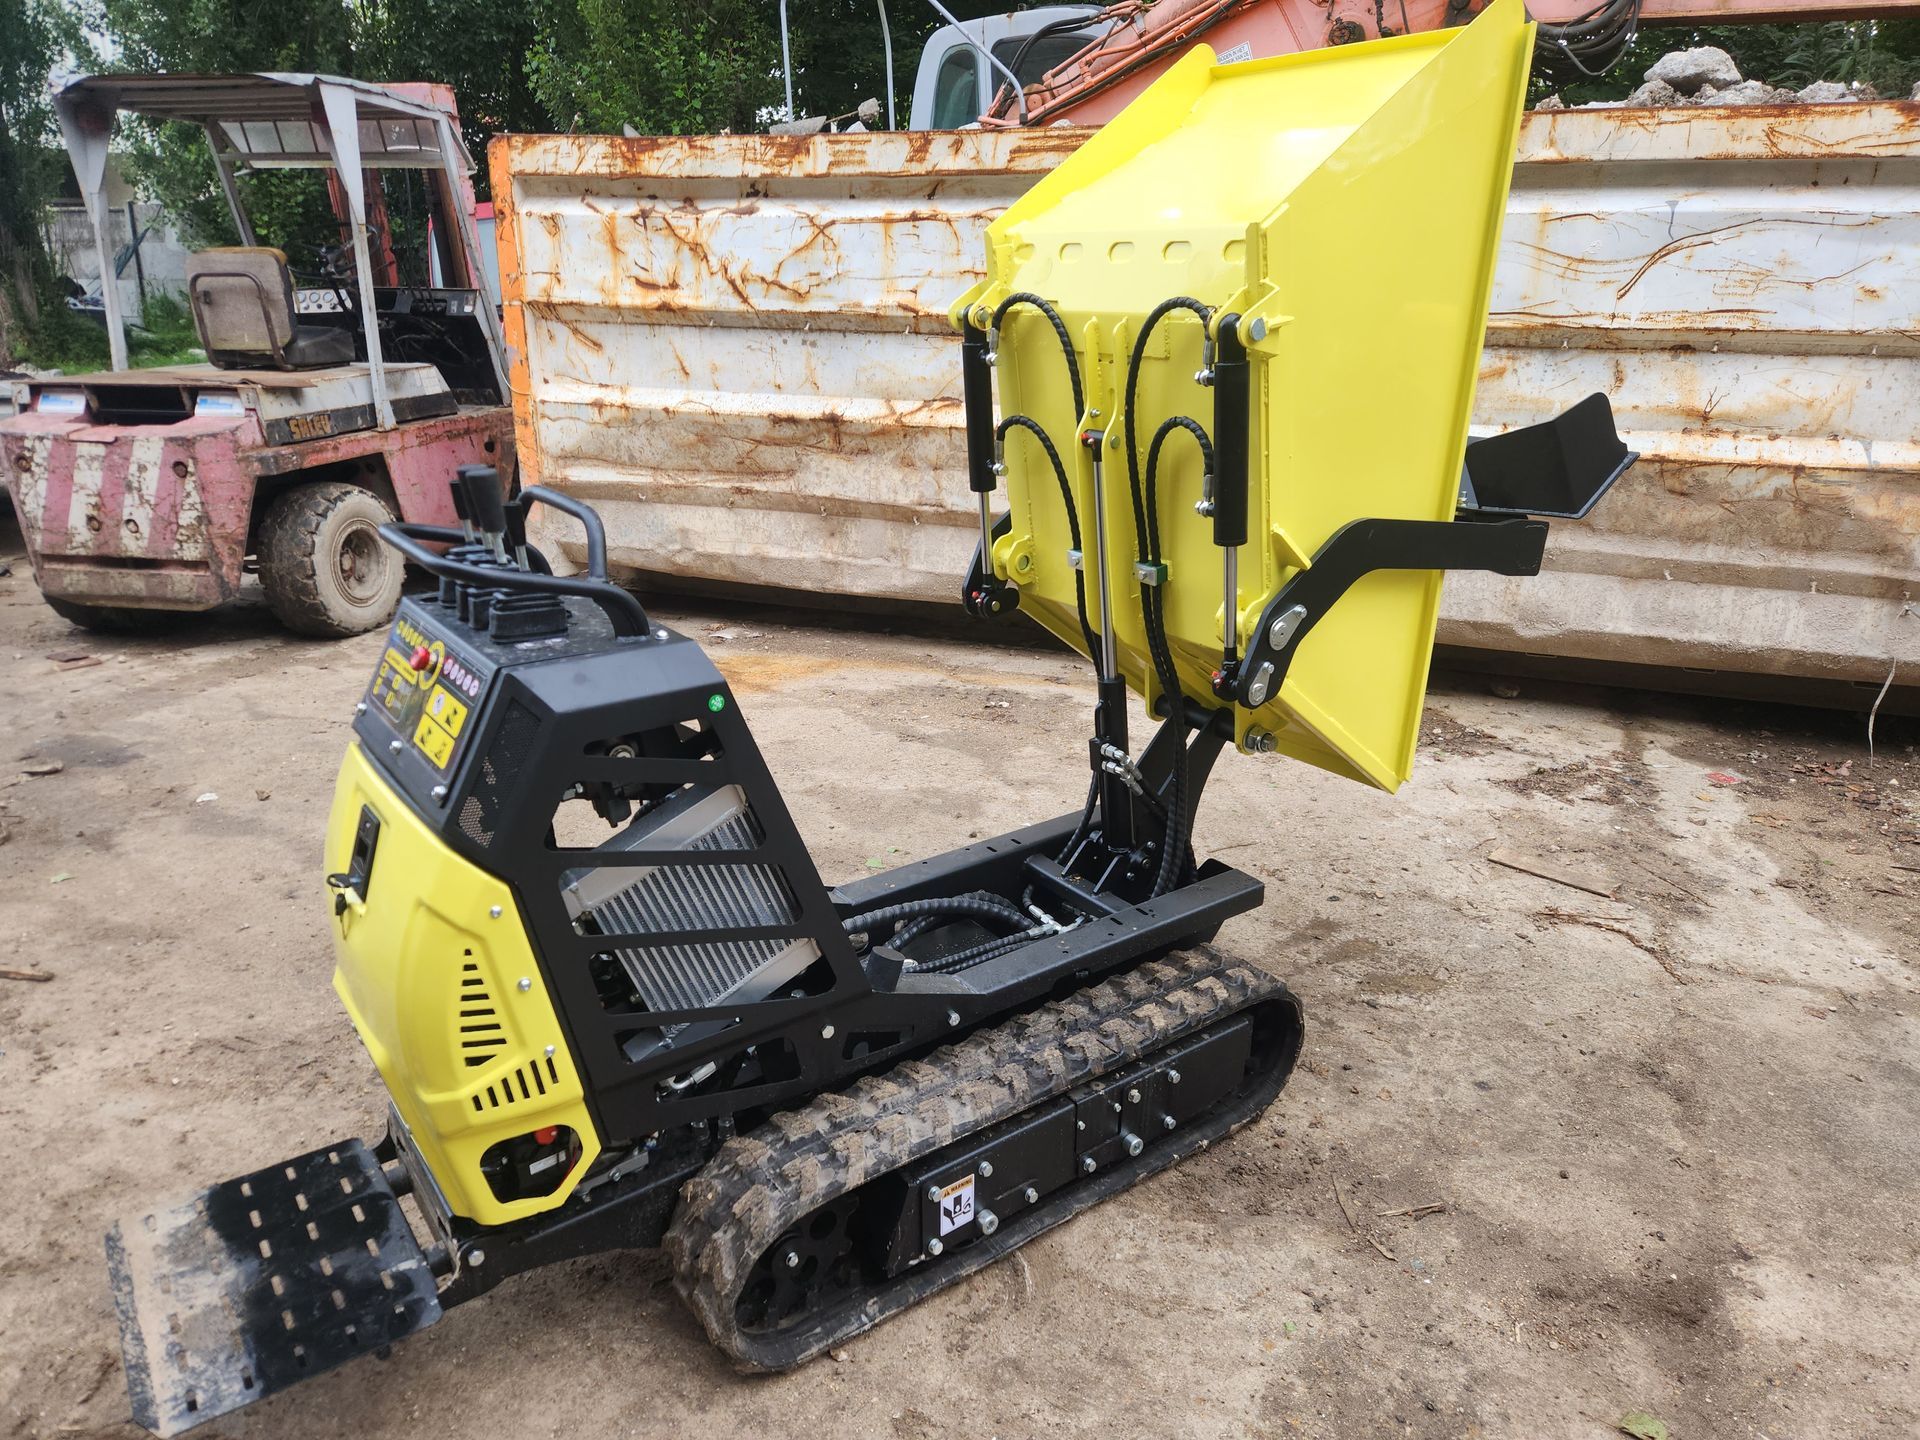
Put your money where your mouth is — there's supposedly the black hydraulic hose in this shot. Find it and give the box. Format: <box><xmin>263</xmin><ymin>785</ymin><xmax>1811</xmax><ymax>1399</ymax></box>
<box><xmin>888</xmin><ymin>912</ymin><xmax>943</xmax><ymax>951</ymax></box>
<box><xmin>840</xmin><ymin>895</ymin><xmax>1033</xmax><ymax>940</ymax></box>
<box><xmin>998</xmin><ymin>415</ymin><xmax>1098</xmax><ymax>664</ymax></box>
<box><xmin>1145</xmin><ymin>417</ymin><xmax>1214</xmax><ymax>574</ymax></box>
<box><xmin>920</xmin><ymin>926</ymin><xmax>1050</xmax><ymax>976</ymax></box>
<box><xmin>989</xmin><ymin>291</ymin><xmax>1101</xmax><ymax>850</ymax></box>
<box><xmin>991</xmin><ymin>292</ymin><xmax>1084</xmax><ymax>422</ymax></box>
<box><xmin>1122</xmin><ymin>300</ymin><xmax>1213</xmax><ymax>689</ymax></box>
<box><xmin>1142</xmin><ymin>419</ymin><xmax>1218</xmax><ymax>899</ymax></box>
<box><xmin>1122</xmin><ymin>296</ymin><xmax>1212</xmax><ymax>576</ymax></box>
<box><xmin>1535</xmin><ymin>0</ymin><xmax>1640</xmax><ymax>77</ymax></box>
<box><xmin>1056</xmin><ymin>773</ymin><xmax>1100</xmax><ymax>867</ymax></box>
<box><xmin>1120</xmin><ymin>297</ymin><xmax>1213</xmax><ymax>898</ymax></box>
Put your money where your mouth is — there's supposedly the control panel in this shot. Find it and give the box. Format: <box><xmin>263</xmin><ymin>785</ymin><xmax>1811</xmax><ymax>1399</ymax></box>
<box><xmin>355</xmin><ymin>606</ymin><xmax>496</xmax><ymax>802</ymax></box>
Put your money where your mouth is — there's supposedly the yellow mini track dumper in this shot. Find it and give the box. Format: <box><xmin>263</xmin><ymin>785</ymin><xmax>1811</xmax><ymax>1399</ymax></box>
<box><xmin>105</xmin><ymin>3</ymin><xmax>1632</xmax><ymax>1430</ymax></box>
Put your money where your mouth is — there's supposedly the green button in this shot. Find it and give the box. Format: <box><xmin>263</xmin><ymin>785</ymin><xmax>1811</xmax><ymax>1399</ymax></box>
<box><xmin>708</xmin><ymin>693</ymin><xmax>726</xmax><ymax>713</ymax></box>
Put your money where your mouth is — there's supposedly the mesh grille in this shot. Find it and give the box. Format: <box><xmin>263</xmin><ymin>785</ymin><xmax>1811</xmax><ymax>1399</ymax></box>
<box><xmin>458</xmin><ymin>700</ymin><xmax>540</xmax><ymax>848</ymax></box>
<box><xmin>560</xmin><ymin>814</ymin><xmax>802</xmax><ymax>1029</ymax></box>
<box><xmin>587</xmin><ymin>809</ymin><xmax>806</xmax><ymax>1016</ymax></box>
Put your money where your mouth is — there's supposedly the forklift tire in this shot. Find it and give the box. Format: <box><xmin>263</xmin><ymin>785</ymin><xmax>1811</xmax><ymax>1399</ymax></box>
<box><xmin>258</xmin><ymin>481</ymin><xmax>404</xmax><ymax>638</ymax></box>
<box><xmin>44</xmin><ymin>596</ymin><xmax>182</xmax><ymax>634</ymax></box>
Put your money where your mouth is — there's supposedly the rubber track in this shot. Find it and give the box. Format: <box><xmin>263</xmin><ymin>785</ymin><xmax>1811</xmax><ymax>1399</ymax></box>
<box><xmin>665</xmin><ymin>948</ymin><xmax>1297</xmax><ymax>1369</ymax></box>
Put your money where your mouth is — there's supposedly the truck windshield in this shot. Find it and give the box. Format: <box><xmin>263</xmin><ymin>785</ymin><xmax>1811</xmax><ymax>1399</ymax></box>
<box><xmin>993</xmin><ymin>32</ymin><xmax>1093</xmax><ymax>87</ymax></box>
<box><xmin>930</xmin><ymin>45</ymin><xmax>980</xmax><ymax>128</ymax></box>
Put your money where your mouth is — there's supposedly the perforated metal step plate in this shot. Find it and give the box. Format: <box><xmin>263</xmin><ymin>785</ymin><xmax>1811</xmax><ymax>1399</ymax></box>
<box><xmin>106</xmin><ymin>1139</ymin><xmax>441</xmax><ymax>1437</ymax></box>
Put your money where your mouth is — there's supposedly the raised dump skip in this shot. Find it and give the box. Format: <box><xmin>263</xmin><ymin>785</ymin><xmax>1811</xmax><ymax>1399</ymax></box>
<box><xmin>953</xmin><ymin>0</ymin><xmax>1535</xmax><ymax>789</ymax></box>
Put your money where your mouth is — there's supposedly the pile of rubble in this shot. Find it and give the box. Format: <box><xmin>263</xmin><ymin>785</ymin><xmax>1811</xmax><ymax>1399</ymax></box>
<box><xmin>1535</xmin><ymin>46</ymin><xmax>1913</xmax><ymax>109</ymax></box>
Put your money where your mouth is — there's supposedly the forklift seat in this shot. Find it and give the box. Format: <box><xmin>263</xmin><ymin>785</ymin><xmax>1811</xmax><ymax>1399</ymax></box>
<box><xmin>186</xmin><ymin>247</ymin><xmax>355</xmax><ymax>371</ymax></box>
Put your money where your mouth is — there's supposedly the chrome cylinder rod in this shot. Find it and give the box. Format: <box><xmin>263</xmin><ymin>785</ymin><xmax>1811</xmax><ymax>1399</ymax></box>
<box><xmin>1223</xmin><ymin>545</ymin><xmax>1239</xmax><ymax>656</ymax></box>
<box><xmin>1089</xmin><ymin>444</ymin><xmax>1118</xmax><ymax>681</ymax></box>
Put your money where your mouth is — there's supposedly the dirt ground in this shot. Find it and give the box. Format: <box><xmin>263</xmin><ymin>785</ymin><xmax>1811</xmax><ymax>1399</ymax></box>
<box><xmin>3</xmin><ymin>518</ymin><xmax>1917</xmax><ymax>1440</ymax></box>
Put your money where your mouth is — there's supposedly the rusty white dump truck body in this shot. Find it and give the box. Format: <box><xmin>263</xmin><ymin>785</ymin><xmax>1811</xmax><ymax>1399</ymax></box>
<box><xmin>491</xmin><ymin>105</ymin><xmax>1920</xmax><ymax>701</ymax></box>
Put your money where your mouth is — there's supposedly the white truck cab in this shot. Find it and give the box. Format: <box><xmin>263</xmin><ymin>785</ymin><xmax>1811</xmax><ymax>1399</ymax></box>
<box><xmin>909</xmin><ymin>5</ymin><xmax>1102</xmax><ymax>128</ymax></box>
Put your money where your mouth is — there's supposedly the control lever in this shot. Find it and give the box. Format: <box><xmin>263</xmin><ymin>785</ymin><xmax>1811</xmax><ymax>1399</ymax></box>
<box><xmin>457</xmin><ymin>465</ymin><xmax>510</xmax><ymax>562</ymax></box>
<box><xmin>447</xmin><ymin>477</ymin><xmax>476</xmax><ymax>543</ymax></box>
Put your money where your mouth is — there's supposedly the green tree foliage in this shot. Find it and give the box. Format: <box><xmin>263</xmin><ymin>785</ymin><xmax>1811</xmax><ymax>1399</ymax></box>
<box><xmin>99</xmin><ymin>0</ymin><xmax>354</xmax><ymax>253</ymax></box>
<box><xmin>0</xmin><ymin>0</ymin><xmax>69</xmax><ymax>352</ymax></box>
<box><xmin>525</xmin><ymin>0</ymin><xmax>1013</xmax><ymax>136</ymax></box>
<box><xmin>354</xmin><ymin>0</ymin><xmax>544</xmax><ymax>162</ymax></box>
<box><xmin>1540</xmin><ymin>18</ymin><xmax>1920</xmax><ymax>104</ymax></box>
<box><xmin>527</xmin><ymin>0</ymin><xmax>779</xmax><ymax>134</ymax></box>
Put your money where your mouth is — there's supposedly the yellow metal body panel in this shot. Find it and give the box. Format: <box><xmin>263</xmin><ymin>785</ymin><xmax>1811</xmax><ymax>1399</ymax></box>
<box><xmin>956</xmin><ymin>0</ymin><xmax>1533</xmax><ymax>790</ymax></box>
<box><xmin>327</xmin><ymin>742</ymin><xmax>601</xmax><ymax>1226</ymax></box>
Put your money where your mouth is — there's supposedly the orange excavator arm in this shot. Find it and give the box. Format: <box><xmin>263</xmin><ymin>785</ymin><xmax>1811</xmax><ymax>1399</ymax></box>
<box><xmin>985</xmin><ymin>0</ymin><xmax>1920</xmax><ymax>127</ymax></box>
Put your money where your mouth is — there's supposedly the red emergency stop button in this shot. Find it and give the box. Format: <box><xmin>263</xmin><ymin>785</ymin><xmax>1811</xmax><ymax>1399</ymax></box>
<box><xmin>409</xmin><ymin>645</ymin><xmax>432</xmax><ymax>671</ymax></box>
<box><xmin>533</xmin><ymin>1126</ymin><xmax>559</xmax><ymax>1146</ymax></box>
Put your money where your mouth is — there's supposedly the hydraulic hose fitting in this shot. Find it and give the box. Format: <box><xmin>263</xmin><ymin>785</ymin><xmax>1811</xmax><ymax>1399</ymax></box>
<box><xmin>1194</xmin><ymin>333</ymin><xmax>1217</xmax><ymax>388</ymax></box>
<box><xmin>1194</xmin><ymin>467</ymin><xmax>1216</xmax><ymax>518</ymax></box>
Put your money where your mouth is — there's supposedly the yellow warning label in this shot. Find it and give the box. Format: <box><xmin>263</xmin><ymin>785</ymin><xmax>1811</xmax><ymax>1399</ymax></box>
<box><xmin>382</xmin><ymin>648</ymin><xmax>419</xmax><ymax>687</ymax></box>
<box><xmin>412</xmin><ymin>713</ymin><xmax>456</xmax><ymax>769</ymax></box>
<box><xmin>424</xmin><ymin>685</ymin><xmax>468</xmax><ymax>738</ymax></box>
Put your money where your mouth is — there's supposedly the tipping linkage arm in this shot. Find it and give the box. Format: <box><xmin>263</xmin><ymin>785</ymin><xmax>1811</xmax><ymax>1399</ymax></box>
<box><xmin>1231</xmin><ymin>392</ymin><xmax>1636</xmax><ymax>710</ymax></box>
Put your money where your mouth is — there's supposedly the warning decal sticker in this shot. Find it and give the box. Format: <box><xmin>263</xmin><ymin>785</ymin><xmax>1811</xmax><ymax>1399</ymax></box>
<box><xmin>937</xmin><ymin>1175</ymin><xmax>976</xmax><ymax>1236</ymax></box>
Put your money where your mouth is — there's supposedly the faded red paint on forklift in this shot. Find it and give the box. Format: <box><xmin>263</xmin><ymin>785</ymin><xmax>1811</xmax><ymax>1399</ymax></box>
<box><xmin>3</xmin><ymin>406</ymin><xmax>511</xmax><ymax>610</ymax></box>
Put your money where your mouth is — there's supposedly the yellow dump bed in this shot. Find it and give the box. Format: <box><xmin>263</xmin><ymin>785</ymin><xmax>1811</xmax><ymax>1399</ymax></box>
<box><xmin>954</xmin><ymin>0</ymin><xmax>1535</xmax><ymax>790</ymax></box>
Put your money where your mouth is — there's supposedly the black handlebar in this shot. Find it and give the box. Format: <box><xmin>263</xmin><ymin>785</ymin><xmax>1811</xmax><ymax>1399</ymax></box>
<box><xmin>377</xmin><ymin>522</ymin><xmax>652</xmax><ymax>638</ymax></box>
<box><xmin>516</xmin><ymin>486</ymin><xmax>610</xmax><ymax>580</ymax></box>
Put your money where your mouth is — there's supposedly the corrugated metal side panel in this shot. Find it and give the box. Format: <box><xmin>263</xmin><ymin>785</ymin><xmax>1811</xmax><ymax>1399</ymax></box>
<box><xmin>1463</xmin><ymin>103</ymin><xmax>1920</xmax><ymax>686</ymax></box>
<box><xmin>490</xmin><ymin>130</ymin><xmax>1082</xmax><ymax>602</ymax></box>
<box><xmin>492</xmin><ymin>108</ymin><xmax>1920</xmax><ymax>688</ymax></box>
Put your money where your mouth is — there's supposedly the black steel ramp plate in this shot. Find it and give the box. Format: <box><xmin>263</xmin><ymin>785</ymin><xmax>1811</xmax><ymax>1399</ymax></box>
<box><xmin>105</xmin><ymin>1139</ymin><xmax>441</xmax><ymax>1436</ymax></box>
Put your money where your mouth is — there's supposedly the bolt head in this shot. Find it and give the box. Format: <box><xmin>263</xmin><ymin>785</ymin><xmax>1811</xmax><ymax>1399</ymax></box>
<box><xmin>979</xmin><ymin>1208</ymin><xmax>1000</xmax><ymax>1236</ymax></box>
<box><xmin>821</xmin><ymin>1024</ymin><xmax>836</xmax><ymax>1040</ymax></box>
<box><xmin>1076</xmin><ymin>1119</ymin><xmax>1086</xmax><ymax>1131</ymax></box>
<box><xmin>431</xmin><ymin>784</ymin><xmax>448</xmax><ymax>800</ymax></box>
<box><xmin>1245</xmin><ymin>660</ymin><xmax>1275</xmax><ymax>707</ymax></box>
<box><xmin>926</xmin><ymin>1237</ymin><xmax>944</xmax><ymax>1257</ymax></box>
<box><xmin>388</xmin><ymin>740</ymin><xmax>404</xmax><ymax>754</ymax></box>
<box><xmin>545</xmin><ymin>1044</ymin><xmax>557</xmax><ymax>1058</ymax></box>
<box><xmin>1163</xmin><ymin>1113</ymin><xmax>1177</xmax><ymax>1130</ymax></box>
<box><xmin>1024</xmin><ymin>1186</ymin><xmax>1040</xmax><ymax>1205</ymax></box>
<box><xmin>1167</xmin><ymin>1069</ymin><xmax>1182</xmax><ymax>1085</ymax></box>
<box><xmin>1081</xmin><ymin>1156</ymin><xmax>1097</xmax><ymax>1174</ymax></box>
<box><xmin>946</xmin><ymin>1009</ymin><xmax>960</xmax><ymax>1028</ymax></box>
<box><xmin>1268</xmin><ymin>604</ymin><xmax>1308</xmax><ymax>650</ymax></box>
<box><xmin>1249</xmin><ymin>317</ymin><xmax>1268</xmax><ymax>342</ymax></box>
<box><xmin>978</xmin><ymin>1160</ymin><xmax>993</xmax><ymax>1178</ymax></box>
<box><xmin>784</xmin><ymin>1250</ymin><xmax>801</xmax><ymax>1269</ymax></box>
<box><xmin>927</xmin><ymin>1184</ymin><xmax>943</xmax><ymax>1202</ymax></box>
<box><xmin>354</xmin><ymin>702</ymin><xmax>368</xmax><ymax>716</ymax></box>
<box><xmin>517</xmin><ymin>977</ymin><xmax>532</xmax><ymax>992</ymax></box>
<box><xmin>489</xmin><ymin>905</ymin><xmax>503</xmax><ymax>919</ymax></box>
<box><xmin>1126</xmin><ymin>1088</ymin><xmax>1142</xmax><ymax>1105</ymax></box>
<box><xmin>467</xmin><ymin>1248</ymin><xmax>486</xmax><ymax>1267</ymax></box>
